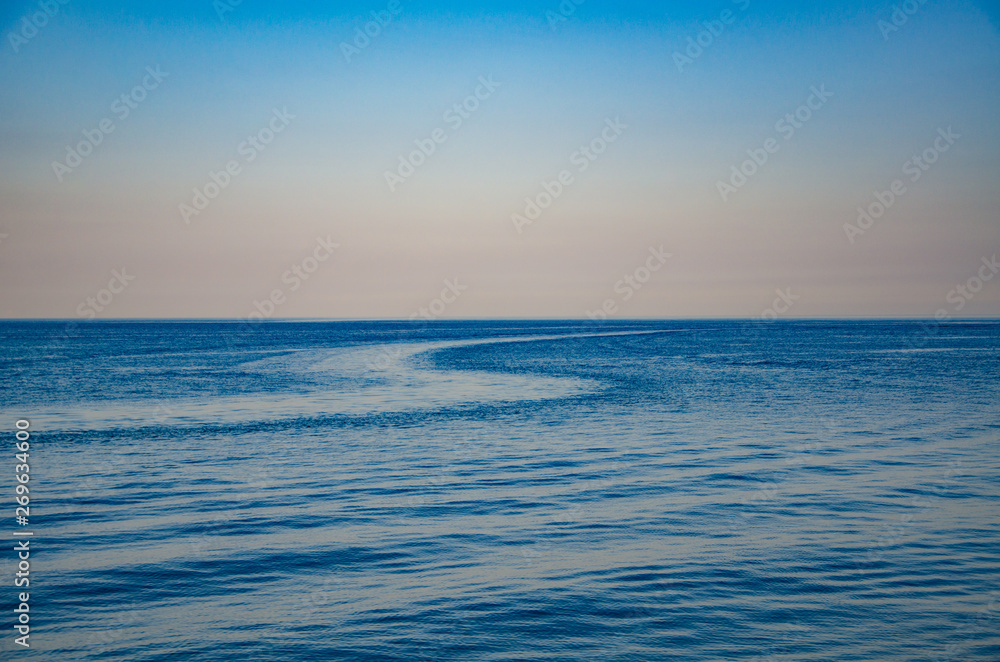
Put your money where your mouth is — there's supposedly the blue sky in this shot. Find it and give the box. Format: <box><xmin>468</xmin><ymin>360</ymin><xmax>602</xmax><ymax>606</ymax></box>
<box><xmin>1</xmin><ymin>0</ymin><xmax>998</xmax><ymax>318</ymax></box>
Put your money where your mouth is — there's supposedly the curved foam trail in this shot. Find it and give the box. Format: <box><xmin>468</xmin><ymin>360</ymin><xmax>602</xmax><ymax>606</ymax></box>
<box><xmin>29</xmin><ymin>330</ymin><xmax>663</xmax><ymax>432</ymax></box>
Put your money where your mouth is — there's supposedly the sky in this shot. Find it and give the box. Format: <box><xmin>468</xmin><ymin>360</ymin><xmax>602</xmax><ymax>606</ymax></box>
<box><xmin>0</xmin><ymin>0</ymin><xmax>998</xmax><ymax>320</ymax></box>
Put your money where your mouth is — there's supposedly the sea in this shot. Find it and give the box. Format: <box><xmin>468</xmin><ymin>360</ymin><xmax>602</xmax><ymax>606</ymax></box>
<box><xmin>1</xmin><ymin>319</ymin><xmax>998</xmax><ymax>661</ymax></box>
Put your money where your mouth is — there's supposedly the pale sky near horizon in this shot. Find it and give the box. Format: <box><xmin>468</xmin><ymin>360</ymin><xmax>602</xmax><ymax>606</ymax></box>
<box><xmin>0</xmin><ymin>0</ymin><xmax>998</xmax><ymax>319</ymax></box>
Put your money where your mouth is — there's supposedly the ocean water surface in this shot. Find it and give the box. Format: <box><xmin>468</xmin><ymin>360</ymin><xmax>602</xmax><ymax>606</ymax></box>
<box><xmin>1</xmin><ymin>320</ymin><xmax>998</xmax><ymax>661</ymax></box>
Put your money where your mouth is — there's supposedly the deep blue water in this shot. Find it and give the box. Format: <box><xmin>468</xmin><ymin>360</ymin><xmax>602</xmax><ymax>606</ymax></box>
<box><xmin>1</xmin><ymin>320</ymin><xmax>998</xmax><ymax>661</ymax></box>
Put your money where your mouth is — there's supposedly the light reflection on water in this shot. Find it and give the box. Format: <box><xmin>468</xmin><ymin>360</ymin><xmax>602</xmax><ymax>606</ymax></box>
<box><xmin>30</xmin><ymin>334</ymin><xmax>617</xmax><ymax>431</ymax></box>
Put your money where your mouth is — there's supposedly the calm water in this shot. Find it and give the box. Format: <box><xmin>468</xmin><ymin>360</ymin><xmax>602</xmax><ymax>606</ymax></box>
<box><xmin>1</xmin><ymin>320</ymin><xmax>998</xmax><ymax>661</ymax></box>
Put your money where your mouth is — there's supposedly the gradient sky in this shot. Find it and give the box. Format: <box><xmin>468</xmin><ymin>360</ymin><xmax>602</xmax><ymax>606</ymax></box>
<box><xmin>1</xmin><ymin>0</ymin><xmax>998</xmax><ymax>319</ymax></box>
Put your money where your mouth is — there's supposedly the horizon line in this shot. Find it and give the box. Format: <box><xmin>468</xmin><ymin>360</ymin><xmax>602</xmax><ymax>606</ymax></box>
<box><xmin>2</xmin><ymin>317</ymin><xmax>999</xmax><ymax>323</ymax></box>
